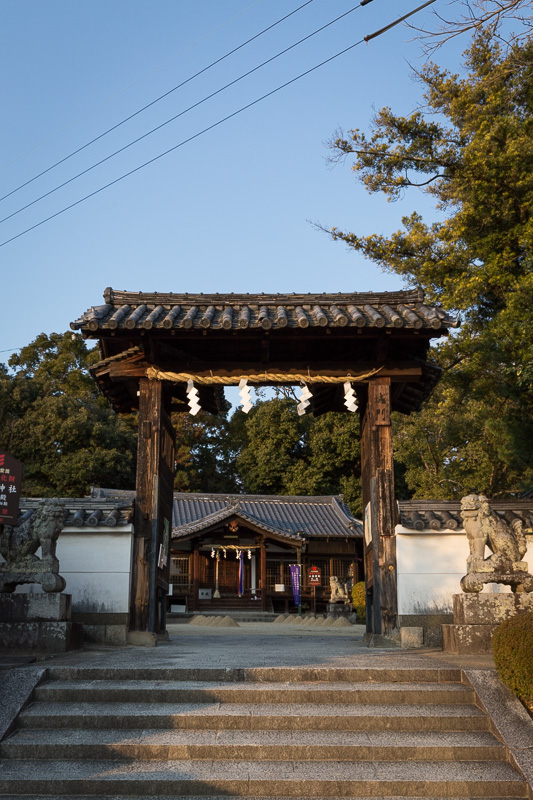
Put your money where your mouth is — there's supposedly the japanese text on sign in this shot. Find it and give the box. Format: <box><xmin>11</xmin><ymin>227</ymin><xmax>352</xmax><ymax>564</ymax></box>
<box><xmin>308</xmin><ymin>566</ymin><xmax>322</xmax><ymax>585</ymax></box>
<box><xmin>0</xmin><ymin>451</ymin><xmax>23</xmax><ymax>524</ymax></box>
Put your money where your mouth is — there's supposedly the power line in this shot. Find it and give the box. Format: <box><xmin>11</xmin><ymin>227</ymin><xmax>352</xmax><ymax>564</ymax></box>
<box><xmin>0</xmin><ymin>0</ymin><xmax>435</xmax><ymax>250</ymax></box>
<box><xmin>0</xmin><ymin>2</ymin><xmax>365</xmax><ymax>227</ymax></box>
<box><xmin>0</xmin><ymin>0</ymin><xmax>316</xmax><ymax>205</ymax></box>
<box><xmin>0</xmin><ymin>0</ymin><xmax>267</xmax><ymax>175</ymax></box>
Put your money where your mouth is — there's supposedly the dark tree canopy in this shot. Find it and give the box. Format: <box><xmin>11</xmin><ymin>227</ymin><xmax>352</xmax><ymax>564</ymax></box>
<box><xmin>325</xmin><ymin>33</ymin><xmax>533</xmax><ymax>498</ymax></box>
<box><xmin>1</xmin><ymin>332</ymin><xmax>137</xmax><ymax>497</ymax></box>
<box><xmin>235</xmin><ymin>397</ymin><xmax>362</xmax><ymax>514</ymax></box>
<box><xmin>172</xmin><ymin>412</ymin><xmax>240</xmax><ymax>495</ymax></box>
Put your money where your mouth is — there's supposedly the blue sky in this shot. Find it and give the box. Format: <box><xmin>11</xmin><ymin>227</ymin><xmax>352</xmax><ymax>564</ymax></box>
<box><xmin>1</xmin><ymin>0</ymin><xmax>465</xmax><ymax>364</ymax></box>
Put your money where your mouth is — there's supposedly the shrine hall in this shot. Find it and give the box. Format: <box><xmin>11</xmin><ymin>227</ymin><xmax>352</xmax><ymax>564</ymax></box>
<box><xmin>93</xmin><ymin>488</ymin><xmax>363</xmax><ymax>615</ymax></box>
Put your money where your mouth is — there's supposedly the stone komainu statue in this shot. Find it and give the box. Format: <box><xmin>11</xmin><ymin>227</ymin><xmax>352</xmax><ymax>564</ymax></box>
<box><xmin>329</xmin><ymin>575</ymin><xmax>349</xmax><ymax>603</ymax></box>
<box><xmin>0</xmin><ymin>499</ymin><xmax>66</xmax><ymax>593</ymax></box>
<box><xmin>460</xmin><ymin>494</ymin><xmax>533</xmax><ymax>594</ymax></box>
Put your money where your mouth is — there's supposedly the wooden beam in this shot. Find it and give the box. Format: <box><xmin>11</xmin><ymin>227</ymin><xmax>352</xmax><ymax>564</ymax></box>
<box><xmin>107</xmin><ymin>360</ymin><xmax>424</xmax><ymax>382</ymax></box>
<box><xmin>360</xmin><ymin>377</ymin><xmax>398</xmax><ymax>638</ymax></box>
<box><xmin>131</xmin><ymin>377</ymin><xmax>175</xmax><ymax>633</ymax></box>
<box><xmin>191</xmin><ymin>545</ymin><xmax>199</xmax><ymax>612</ymax></box>
<box><xmin>260</xmin><ymin>539</ymin><xmax>267</xmax><ymax>612</ymax></box>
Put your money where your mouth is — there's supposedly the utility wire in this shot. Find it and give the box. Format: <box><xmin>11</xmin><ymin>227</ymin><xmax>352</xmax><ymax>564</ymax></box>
<box><xmin>0</xmin><ymin>0</ymin><xmax>267</xmax><ymax>175</ymax></box>
<box><xmin>0</xmin><ymin>2</ymin><xmax>366</xmax><ymax>226</ymax></box>
<box><xmin>0</xmin><ymin>0</ymin><xmax>435</xmax><ymax>250</ymax></box>
<box><xmin>0</xmin><ymin>0</ymin><xmax>316</xmax><ymax>205</ymax></box>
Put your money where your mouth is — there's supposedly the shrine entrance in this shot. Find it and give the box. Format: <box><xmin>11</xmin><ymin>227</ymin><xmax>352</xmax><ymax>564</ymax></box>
<box><xmin>71</xmin><ymin>288</ymin><xmax>457</xmax><ymax>639</ymax></box>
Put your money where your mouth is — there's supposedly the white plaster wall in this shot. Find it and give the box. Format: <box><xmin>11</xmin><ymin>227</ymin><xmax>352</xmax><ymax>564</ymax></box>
<box><xmin>56</xmin><ymin>529</ymin><xmax>134</xmax><ymax>613</ymax></box>
<box><xmin>10</xmin><ymin>527</ymin><xmax>134</xmax><ymax>615</ymax></box>
<box><xmin>397</xmin><ymin>529</ymin><xmax>533</xmax><ymax>615</ymax></box>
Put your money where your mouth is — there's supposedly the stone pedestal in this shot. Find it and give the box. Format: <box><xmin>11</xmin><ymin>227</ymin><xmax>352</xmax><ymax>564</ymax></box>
<box><xmin>326</xmin><ymin>602</ymin><xmax>353</xmax><ymax>620</ymax></box>
<box><xmin>442</xmin><ymin>592</ymin><xmax>533</xmax><ymax>655</ymax></box>
<box><xmin>0</xmin><ymin>593</ymin><xmax>83</xmax><ymax>653</ymax></box>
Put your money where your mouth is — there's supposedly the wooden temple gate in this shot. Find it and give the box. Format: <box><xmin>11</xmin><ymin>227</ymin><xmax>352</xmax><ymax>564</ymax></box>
<box><xmin>71</xmin><ymin>288</ymin><xmax>457</xmax><ymax>639</ymax></box>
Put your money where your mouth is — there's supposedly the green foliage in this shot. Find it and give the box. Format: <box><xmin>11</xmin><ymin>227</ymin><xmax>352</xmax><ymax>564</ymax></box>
<box><xmin>329</xmin><ymin>34</ymin><xmax>533</xmax><ymax>321</ymax></box>
<box><xmin>234</xmin><ymin>398</ymin><xmax>362</xmax><ymax>514</ymax></box>
<box><xmin>351</xmin><ymin>581</ymin><xmax>366</xmax><ymax>622</ymax></box>
<box><xmin>326</xmin><ymin>33</ymin><xmax>533</xmax><ymax>499</ymax></box>
<box><xmin>2</xmin><ymin>333</ymin><xmax>362</xmax><ymax>504</ymax></box>
<box><xmin>1</xmin><ymin>332</ymin><xmax>137</xmax><ymax>497</ymax></box>
<box><xmin>492</xmin><ymin>612</ymin><xmax>533</xmax><ymax>705</ymax></box>
<box><xmin>172</xmin><ymin>412</ymin><xmax>240</xmax><ymax>494</ymax></box>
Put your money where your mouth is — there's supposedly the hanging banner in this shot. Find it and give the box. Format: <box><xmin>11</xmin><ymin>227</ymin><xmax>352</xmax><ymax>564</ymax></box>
<box><xmin>238</xmin><ymin>551</ymin><xmax>244</xmax><ymax>596</ymax></box>
<box><xmin>289</xmin><ymin>564</ymin><xmax>300</xmax><ymax>607</ymax></box>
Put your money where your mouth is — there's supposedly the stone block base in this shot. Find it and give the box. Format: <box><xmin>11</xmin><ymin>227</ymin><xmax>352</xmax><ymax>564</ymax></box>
<box><xmin>326</xmin><ymin>603</ymin><xmax>352</xmax><ymax>619</ymax></box>
<box><xmin>400</xmin><ymin>627</ymin><xmax>424</xmax><ymax>649</ymax></box>
<box><xmin>72</xmin><ymin>612</ymin><xmax>128</xmax><ymax>646</ymax></box>
<box><xmin>453</xmin><ymin>592</ymin><xmax>533</xmax><ymax>624</ymax></box>
<box><xmin>443</xmin><ymin>592</ymin><xmax>533</xmax><ymax>654</ymax></box>
<box><xmin>126</xmin><ymin>630</ymin><xmax>158</xmax><ymax>647</ymax></box>
<box><xmin>442</xmin><ymin>622</ymin><xmax>499</xmax><ymax>654</ymax></box>
<box><xmin>82</xmin><ymin>624</ymin><xmax>128</xmax><ymax>646</ymax></box>
<box><xmin>0</xmin><ymin>621</ymin><xmax>83</xmax><ymax>653</ymax></box>
<box><xmin>0</xmin><ymin>592</ymin><xmax>72</xmax><ymax>623</ymax></box>
<box><xmin>398</xmin><ymin>614</ymin><xmax>453</xmax><ymax>648</ymax></box>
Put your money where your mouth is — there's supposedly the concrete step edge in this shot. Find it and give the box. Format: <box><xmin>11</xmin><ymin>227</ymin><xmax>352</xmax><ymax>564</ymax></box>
<box><xmin>0</xmin><ymin>796</ymin><xmax>522</xmax><ymax>800</ymax></box>
<box><xmin>0</xmin><ymin>777</ymin><xmax>526</xmax><ymax>798</ymax></box>
<box><xmin>0</xmin><ymin>744</ymin><xmax>508</xmax><ymax>762</ymax></box>
<box><xmin>32</xmin><ymin>688</ymin><xmax>476</xmax><ymax>706</ymax></box>
<box><xmin>45</xmin><ymin>667</ymin><xmax>463</xmax><ymax>683</ymax></box>
<box><xmin>37</xmin><ymin>679</ymin><xmax>470</xmax><ymax>691</ymax></box>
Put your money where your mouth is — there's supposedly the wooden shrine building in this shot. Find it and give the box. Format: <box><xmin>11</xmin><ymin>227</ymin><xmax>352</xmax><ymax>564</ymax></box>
<box><xmin>71</xmin><ymin>288</ymin><xmax>458</xmax><ymax>639</ymax></box>
<box><xmin>170</xmin><ymin>493</ymin><xmax>361</xmax><ymax>614</ymax></box>
<box><xmin>94</xmin><ymin>488</ymin><xmax>363</xmax><ymax>615</ymax></box>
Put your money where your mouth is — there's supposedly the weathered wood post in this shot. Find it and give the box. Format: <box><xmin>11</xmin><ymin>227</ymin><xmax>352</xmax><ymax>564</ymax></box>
<box><xmin>131</xmin><ymin>377</ymin><xmax>175</xmax><ymax>639</ymax></box>
<box><xmin>360</xmin><ymin>376</ymin><xmax>398</xmax><ymax>638</ymax></box>
<box><xmin>260</xmin><ymin>539</ymin><xmax>267</xmax><ymax>612</ymax></box>
<box><xmin>191</xmin><ymin>546</ymin><xmax>199</xmax><ymax>612</ymax></box>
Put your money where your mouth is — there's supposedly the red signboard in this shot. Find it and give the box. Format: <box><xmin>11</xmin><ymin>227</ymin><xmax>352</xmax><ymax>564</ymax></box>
<box><xmin>308</xmin><ymin>566</ymin><xmax>321</xmax><ymax>585</ymax></box>
<box><xmin>0</xmin><ymin>451</ymin><xmax>23</xmax><ymax>525</ymax></box>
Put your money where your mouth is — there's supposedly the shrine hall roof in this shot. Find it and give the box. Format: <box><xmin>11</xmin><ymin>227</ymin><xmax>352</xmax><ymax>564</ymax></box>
<box><xmin>71</xmin><ymin>288</ymin><xmax>459</xmax><ymax>334</ymax></box>
<box><xmin>90</xmin><ymin>488</ymin><xmax>362</xmax><ymax>540</ymax></box>
<box><xmin>170</xmin><ymin>493</ymin><xmax>362</xmax><ymax>540</ymax></box>
<box><xmin>397</xmin><ymin>499</ymin><xmax>533</xmax><ymax>533</ymax></box>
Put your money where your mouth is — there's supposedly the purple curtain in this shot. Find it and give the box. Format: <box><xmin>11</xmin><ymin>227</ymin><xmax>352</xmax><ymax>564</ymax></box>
<box><xmin>239</xmin><ymin>551</ymin><xmax>244</xmax><ymax>595</ymax></box>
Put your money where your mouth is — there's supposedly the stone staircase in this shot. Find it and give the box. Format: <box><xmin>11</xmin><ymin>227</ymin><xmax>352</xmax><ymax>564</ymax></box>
<box><xmin>0</xmin><ymin>666</ymin><xmax>529</xmax><ymax>798</ymax></box>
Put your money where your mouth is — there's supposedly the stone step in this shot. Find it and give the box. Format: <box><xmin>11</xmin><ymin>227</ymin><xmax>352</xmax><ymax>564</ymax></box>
<box><xmin>0</xmin><ymin>796</ymin><xmax>522</xmax><ymax>800</ymax></box>
<box><xmin>18</xmin><ymin>701</ymin><xmax>490</xmax><ymax>732</ymax></box>
<box><xmin>0</xmin><ymin>728</ymin><xmax>506</xmax><ymax>762</ymax></box>
<box><xmin>0</xmin><ymin>758</ymin><xmax>527</xmax><ymax>797</ymax></box>
<box><xmin>1</xmin><ymin>794</ymin><xmax>520</xmax><ymax>800</ymax></box>
<box><xmin>45</xmin><ymin>666</ymin><xmax>462</xmax><ymax>683</ymax></box>
<box><xmin>33</xmin><ymin>679</ymin><xmax>475</xmax><ymax>705</ymax></box>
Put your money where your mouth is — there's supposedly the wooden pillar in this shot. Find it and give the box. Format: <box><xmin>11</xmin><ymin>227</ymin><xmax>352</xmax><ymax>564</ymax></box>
<box><xmin>360</xmin><ymin>377</ymin><xmax>398</xmax><ymax>636</ymax></box>
<box><xmin>260</xmin><ymin>539</ymin><xmax>267</xmax><ymax>612</ymax></box>
<box><xmin>191</xmin><ymin>546</ymin><xmax>199</xmax><ymax>612</ymax></box>
<box><xmin>131</xmin><ymin>377</ymin><xmax>175</xmax><ymax>633</ymax></box>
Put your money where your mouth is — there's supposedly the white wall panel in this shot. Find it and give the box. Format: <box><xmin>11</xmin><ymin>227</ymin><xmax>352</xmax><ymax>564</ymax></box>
<box><xmin>397</xmin><ymin>530</ymin><xmax>533</xmax><ymax>615</ymax></box>
<box><xmin>10</xmin><ymin>528</ymin><xmax>133</xmax><ymax>615</ymax></box>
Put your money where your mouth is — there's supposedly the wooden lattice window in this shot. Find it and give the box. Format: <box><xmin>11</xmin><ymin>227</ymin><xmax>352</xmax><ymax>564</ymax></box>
<box><xmin>169</xmin><ymin>556</ymin><xmax>190</xmax><ymax>587</ymax></box>
<box><xmin>331</xmin><ymin>559</ymin><xmax>352</xmax><ymax>583</ymax></box>
<box><xmin>266</xmin><ymin>560</ymin><xmax>282</xmax><ymax>590</ymax></box>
